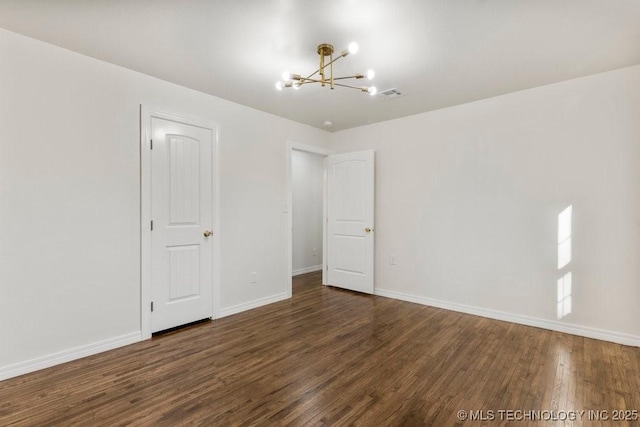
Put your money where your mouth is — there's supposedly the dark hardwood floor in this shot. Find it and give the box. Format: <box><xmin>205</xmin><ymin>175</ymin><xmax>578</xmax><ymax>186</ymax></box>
<box><xmin>1</xmin><ymin>271</ymin><xmax>639</xmax><ymax>426</ymax></box>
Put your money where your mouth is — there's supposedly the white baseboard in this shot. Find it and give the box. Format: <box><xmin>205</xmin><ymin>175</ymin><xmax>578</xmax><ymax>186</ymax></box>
<box><xmin>292</xmin><ymin>265</ymin><xmax>322</xmax><ymax>276</ymax></box>
<box><xmin>218</xmin><ymin>292</ymin><xmax>290</xmax><ymax>318</ymax></box>
<box><xmin>374</xmin><ymin>288</ymin><xmax>640</xmax><ymax>347</ymax></box>
<box><xmin>0</xmin><ymin>331</ymin><xmax>142</xmax><ymax>382</ymax></box>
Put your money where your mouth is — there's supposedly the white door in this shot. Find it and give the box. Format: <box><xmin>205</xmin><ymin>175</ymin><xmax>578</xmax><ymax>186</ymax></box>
<box><xmin>150</xmin><ymin>117</ymin><xmax>214</xmax><ymax>332</ymax></box>
<box><xmin>326</xmin><ymin>150</ymin><xmax>375</xmax><ymax>294</ymax></box>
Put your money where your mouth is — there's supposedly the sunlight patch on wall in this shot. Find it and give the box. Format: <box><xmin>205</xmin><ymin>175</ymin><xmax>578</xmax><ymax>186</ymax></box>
<box><xmin>557</xmin><ymin>205</ymin><xmax>572</xmax><ymax>269</ymax></box>
<box><xmin>557</xmin><ymin>205</ymin><xmax>573</xmax><ymax>320</ymax></box>
<box><xmin>557</xmin><ymin>272</ymin><xmax>572</xmax><ymax>319</ymax></box>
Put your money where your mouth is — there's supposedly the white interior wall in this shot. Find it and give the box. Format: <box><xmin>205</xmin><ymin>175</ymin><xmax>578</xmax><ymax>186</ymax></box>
<box><xmin>2</xmin><ymin>25</ymin><xmax>639</xmax><ymax>382</ymax></box>
<box><xmin>291</xmin><ymin>150</ymin><xmax>324</xmax><ymax>275</ymax></box>
<box><xmin>330</xmin><ymin>65</ymin><xmax>640</xmax><ymax>344</ymax></box>
<box><xmin>0</xmin><ymin>28</ymin><xmax>329</xmax><ymax>377</ymax></box>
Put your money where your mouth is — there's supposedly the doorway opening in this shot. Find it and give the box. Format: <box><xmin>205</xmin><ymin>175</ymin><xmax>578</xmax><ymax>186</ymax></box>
<box><xmin>286</xmin><ymin>143</ymin><xmax>376</xmax><ymax>297</ymax></box>
<box><xmin>286</xmin><ymin>142</ymin><xmax>332</xmax><ymax>297</ymax></box>
<box><xmin>292</xmin><ymin>150</ymin><xmax>325</xmax><ymax>275</ymax></box>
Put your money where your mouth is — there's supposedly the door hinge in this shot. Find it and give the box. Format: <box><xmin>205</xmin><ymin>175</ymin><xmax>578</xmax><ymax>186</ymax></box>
<box><xmin>151</xmin><ymin>301</ymin><xmax>154</xmax><ymax>312</ymax></box>
<box><xmin>150</xmin><ymin>220</ymin><xmax>154</xmax><ymax>231</ymax></box>
<box><xmin>150</xmin><ymin>139</ymin><xmax>153</xmax><ymax>150</ymax></box>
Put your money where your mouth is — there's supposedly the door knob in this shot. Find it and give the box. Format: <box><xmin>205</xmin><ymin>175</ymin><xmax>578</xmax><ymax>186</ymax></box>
<box><xmin>365</xmin><ymin>227</ymin><xmax>372</xmax><ymax>233</ymax></box>
<box><xmin>203</xmin><ymin>230</ymin><xmax>213</xmax><ymax>238</ymax></box>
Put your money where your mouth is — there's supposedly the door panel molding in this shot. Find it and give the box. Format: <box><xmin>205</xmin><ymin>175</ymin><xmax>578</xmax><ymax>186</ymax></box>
<box><xmin>141</xmin><ymin>106</ymin><xmax>220</xmax><ymax>339</ymax></box>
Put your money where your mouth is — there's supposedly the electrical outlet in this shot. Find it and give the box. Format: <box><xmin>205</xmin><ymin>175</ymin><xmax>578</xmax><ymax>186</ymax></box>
<box><xmin>313</xmin><ymin>247</ymin><xmax>317</xmax><ymax>257</ymax></box>
<box><xmin>250</xmin><ymin>272</ymin><xmax>257</xmax><ymax>283</ymax></box>
<box><xmin>390</xmin><ymin>256</ymin><xmax>397</xmax><ymax>265</ymax></box>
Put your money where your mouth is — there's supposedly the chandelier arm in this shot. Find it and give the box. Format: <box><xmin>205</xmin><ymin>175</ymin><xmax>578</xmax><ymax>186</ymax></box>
<box><xmin>332</xmin><ymin>82</ymin><xmax>364</xmax><ymax>90</ymax></box>
<box><xmin>332</xmin><ymin>75</ymin><xmax>363</xmax><ymax>81</ymax></box>
<box><xmin>294</xmin><ymin>80</ymin><xmax>363</xmax><ymax>89</ymax></box>
<box><xmin>296</xmin><ymin>75</ymin><xmax>357</xmax><ymax>84</ymax></box>
<box><xmin>304</xmin><ymin>69</ymin><xmax>321</xmax><ymax>80</ymax></box>
<box><xmin>321</xmin><ymin>53</ymin><xmax>347</xmax><ymax>70</ymax></box>
<box><xmin>330</xmin><ymin>52</ymin><xmax>334</xmax><ymax>89</ymax></box>
<box><xmin>296</xmin><ymin>78</ymin><xmax>358</xmax><ymax>85</ymax></box>
<box><xmin>297</xmin><ymin>52</ymin><xmax>348</xmax><ymax>81</ymax></box>
<box><xmin>298</xmin><ymin>78</ymin><xmax>324</xmax><ymax>83</ymax></box>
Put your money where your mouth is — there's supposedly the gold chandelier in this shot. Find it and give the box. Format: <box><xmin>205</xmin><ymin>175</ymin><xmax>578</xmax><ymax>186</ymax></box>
<box><xmin>275</xmin><ymin>42</ymin><xmax>376</xmax><ymax>95</ymax></box>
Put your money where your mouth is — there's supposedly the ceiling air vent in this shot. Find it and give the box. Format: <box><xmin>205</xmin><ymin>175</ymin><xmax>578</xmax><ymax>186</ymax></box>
<box><xmin>378</xmin><ymin>88</ymin><xmax>403</xmax><ymax>99</ymax></box>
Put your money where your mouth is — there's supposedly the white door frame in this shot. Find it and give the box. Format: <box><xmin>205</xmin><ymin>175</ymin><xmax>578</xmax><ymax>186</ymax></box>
<box><xmin>285</xmin><ymin>141</ymin><xmax>333</xmax><ymax>296</ymax></box>
<box><xmin>140</xmin><ymin>105</ymin><xmax>220</xmax><ymax>339</ymax></box>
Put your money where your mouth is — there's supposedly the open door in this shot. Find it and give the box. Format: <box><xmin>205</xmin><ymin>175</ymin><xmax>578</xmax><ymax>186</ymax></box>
<box><xmin>326</xmin><ymin>150</ymin><xmax>375</xmax><ymax>294</ymax></box>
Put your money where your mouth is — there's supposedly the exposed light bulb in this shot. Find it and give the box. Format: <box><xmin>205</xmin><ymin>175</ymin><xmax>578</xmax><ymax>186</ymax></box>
<box><xmin>275</xmin><ymin>81</ymin><xmax>284</xmax><ymax>91</ymax></box>
<box><xmin>281</xmin><ymin>71</ymin><xmax>291</xmax><ymax>81</ymax></box>
<box><xmin>348</xmin><ymin>42</ymin><xmax>359</xmax><ymax>55</ymax></box>
<box><xmin>366</xmin><ymin>69</ymin><xmax>375</xmax><ymax>80</ymax></box>
<box><xmin>368</xmin><ymin>86</ymin><xmax>377</xmax><ymax>96</ymax></box>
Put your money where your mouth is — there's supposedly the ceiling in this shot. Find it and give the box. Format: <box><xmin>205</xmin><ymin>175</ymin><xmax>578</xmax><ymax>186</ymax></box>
<box><xmin>0</xmin><ymin>0</ymin><xmax>639</xmax><ymax>132</ymax></box>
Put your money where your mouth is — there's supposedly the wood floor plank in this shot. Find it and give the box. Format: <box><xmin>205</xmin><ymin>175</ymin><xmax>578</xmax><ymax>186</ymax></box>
<box><xmin>1</xmin><ymin>270</ymin><xmax>639</xmax><ymax>426</ymax></box>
